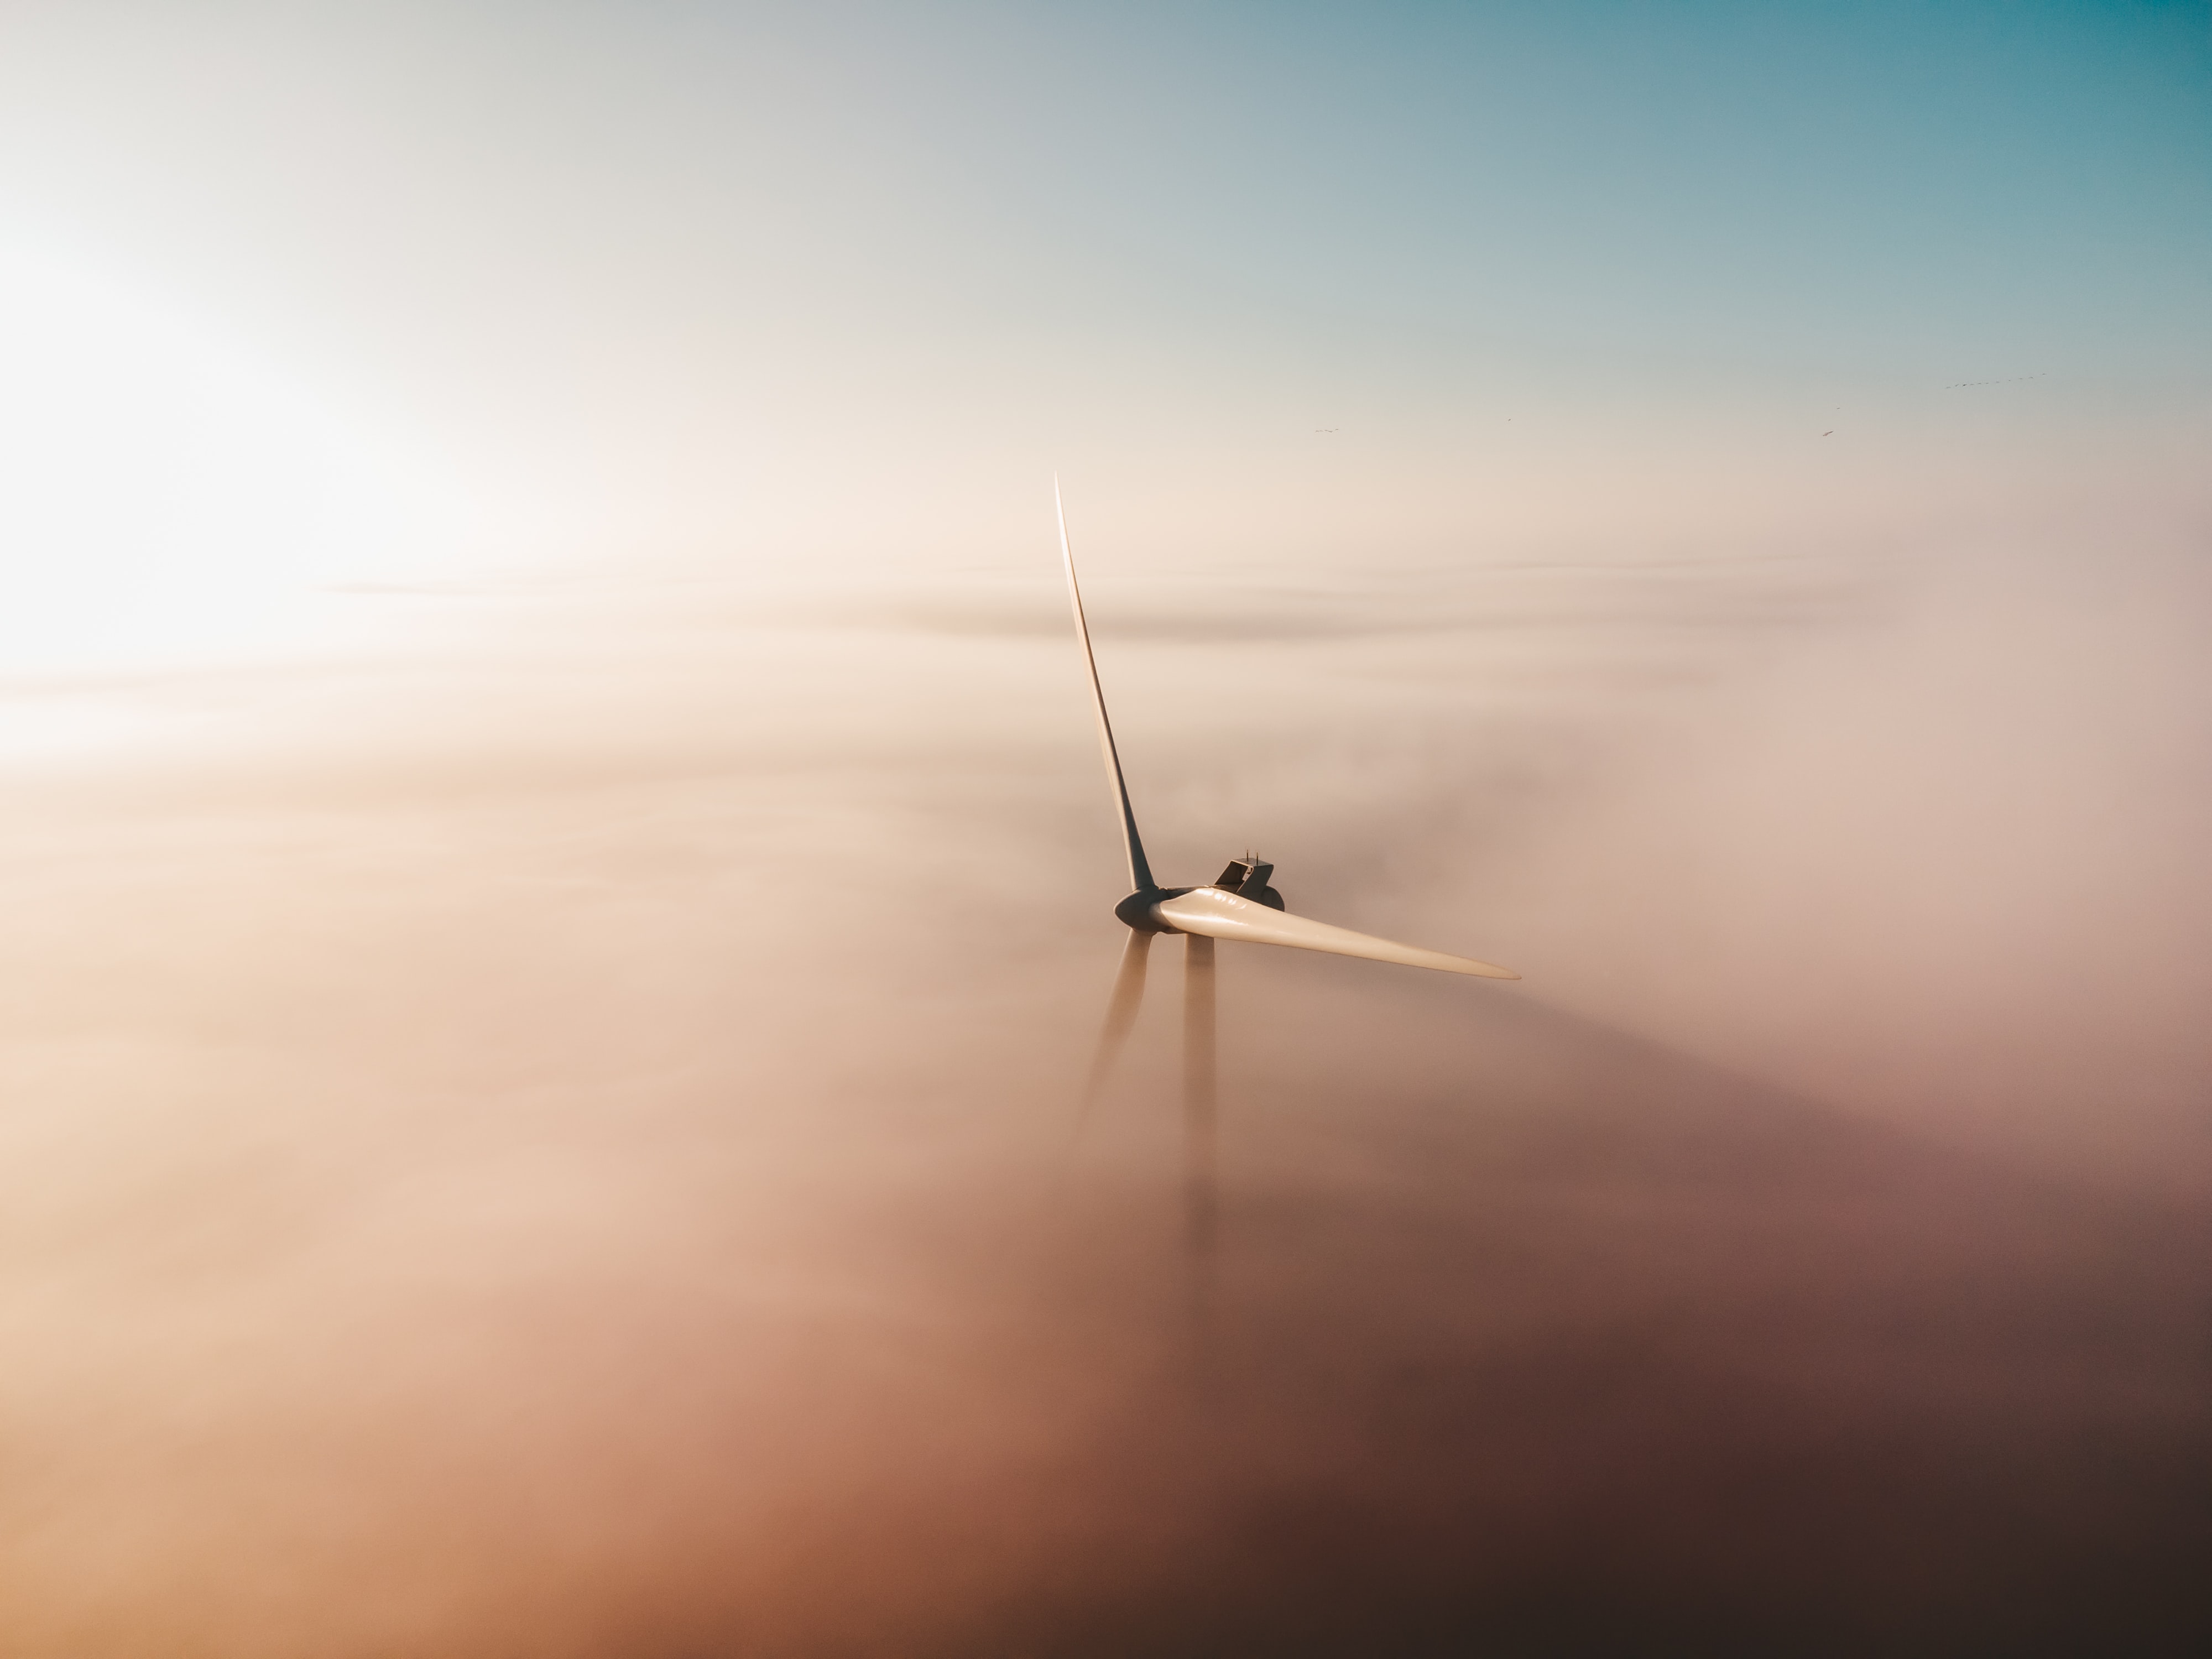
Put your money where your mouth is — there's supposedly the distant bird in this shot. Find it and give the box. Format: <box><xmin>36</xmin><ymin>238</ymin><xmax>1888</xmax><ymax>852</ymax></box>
<box><xmin>1314</xmin><ymin>427</ymin><xmax>1339</xmax><ymax>434</ymax></box>
<box><xmin>1055</xmin><ymin>481</ymin><xmax>1515</xmax><ymax>1260</ymax></box>
<box><xmin>1823</xmin><ymin>430</ymin><xmax>1834</xmax><ymax>436</ymax></box>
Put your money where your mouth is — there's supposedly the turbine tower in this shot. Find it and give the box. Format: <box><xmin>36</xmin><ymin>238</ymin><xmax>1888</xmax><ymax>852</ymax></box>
<box><xmin>1056</xmin><ymin>481</ymin><xmax>1518</xmax><ymax>1255</ymax></box>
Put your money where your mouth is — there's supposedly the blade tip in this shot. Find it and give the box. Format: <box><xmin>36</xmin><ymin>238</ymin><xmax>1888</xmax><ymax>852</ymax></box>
<box><xmin>1451</xmin><ymin>957</ymin><xmax>1520</xmax><ymax>979</ymax></box>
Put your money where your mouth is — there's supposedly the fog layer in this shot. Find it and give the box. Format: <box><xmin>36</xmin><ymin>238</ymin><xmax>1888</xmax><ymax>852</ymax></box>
<box><xmin>3</xmin><ymin>523</ymin><xmax>2206</xmax><ymax>1655</ymax></box>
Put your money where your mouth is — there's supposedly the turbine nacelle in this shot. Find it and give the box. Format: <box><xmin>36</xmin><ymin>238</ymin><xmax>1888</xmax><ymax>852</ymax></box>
<box><xmin>1213</xmin><ymin>857</ymin><xmax>1284</xmax><ymax>911</ymax></box>
<box><xmin>1112</xmin><ymin>857</ymin><xmax>1285</xmax><ymax>932</ymax></box>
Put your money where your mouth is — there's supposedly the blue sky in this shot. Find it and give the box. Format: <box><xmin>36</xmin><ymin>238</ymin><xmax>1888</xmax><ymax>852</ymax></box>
<box><xmin>819</xmin><ymin>1</ymin><xmax>2211</xmax><ymax>371</ymax></box>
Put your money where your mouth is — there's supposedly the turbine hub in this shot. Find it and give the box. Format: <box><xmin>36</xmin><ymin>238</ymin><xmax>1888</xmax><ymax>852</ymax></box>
<box><xmin>1115</xmin><ymin>888</ymin><xmax>1185</xmax><ymax>931</ymax></box>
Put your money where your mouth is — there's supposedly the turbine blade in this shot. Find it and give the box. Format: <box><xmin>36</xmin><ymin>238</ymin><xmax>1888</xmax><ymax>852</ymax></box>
<box><xmin>1152</xmin><ymin>886</ymin><xmax>1520</xmax><ymax>979</ymax></box>
<box><xmin>1056</xmin><ymin>478</ymin><xmax>1155</xmax><ymax>893</ymax></box>
<box><xmin>1081</xmin><ymin>929</ymin><xmax>1153</xmax><ymax>1108</ymax></box>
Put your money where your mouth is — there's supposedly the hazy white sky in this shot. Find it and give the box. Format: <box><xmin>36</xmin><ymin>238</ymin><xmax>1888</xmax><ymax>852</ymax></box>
<box><xmin>1</xmin><ymin>0</ymin><xmax>2205</xmax><ymax>650</ymax></box>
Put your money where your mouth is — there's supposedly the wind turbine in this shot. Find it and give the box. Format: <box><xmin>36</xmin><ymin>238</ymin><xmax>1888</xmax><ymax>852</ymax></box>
<box><xmin>1056</xmin><ymin>481</ymin><xmax>1518</xmax><ymax>1256</ymax></box>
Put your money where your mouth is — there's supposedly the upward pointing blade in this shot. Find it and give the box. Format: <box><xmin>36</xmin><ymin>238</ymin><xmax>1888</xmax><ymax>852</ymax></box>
<box><xmin>1056</xmin><ymin>479</ymin><xmax>1155</xmax><ymax>893</ymax></box>
<box><xmin>1153</xmin><ymin>886</ymin><xmax>1520</xmax><ymax>979</ymax></box>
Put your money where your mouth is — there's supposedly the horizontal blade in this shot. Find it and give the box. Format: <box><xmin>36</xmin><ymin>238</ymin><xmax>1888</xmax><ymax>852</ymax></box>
<box><xmin>1151</xmin><ymin>886</ymin><xmax>1519</xmax><ymax>979</ymax></box>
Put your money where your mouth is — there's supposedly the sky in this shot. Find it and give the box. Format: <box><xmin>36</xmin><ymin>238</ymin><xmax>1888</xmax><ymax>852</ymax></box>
<box><xmin>1</xmin><ymin>3</ymin><xmax>2209</xmax><ymax>1655</ymax></box>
